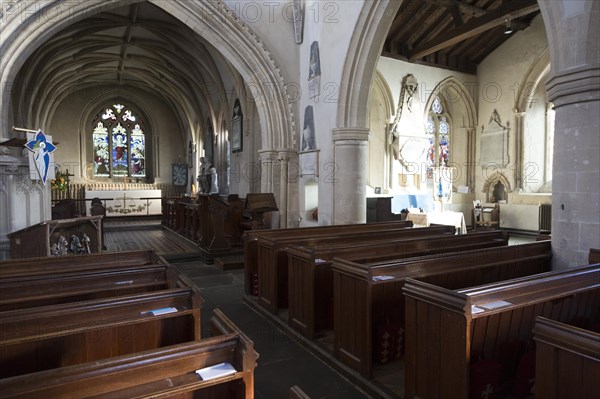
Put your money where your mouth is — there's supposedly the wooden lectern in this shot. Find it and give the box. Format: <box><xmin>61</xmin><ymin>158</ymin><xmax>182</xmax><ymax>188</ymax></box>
<box><xmin>244</xmin><ymin>193</ymin><xmax>278</xmax><ymax>230</ymax></box>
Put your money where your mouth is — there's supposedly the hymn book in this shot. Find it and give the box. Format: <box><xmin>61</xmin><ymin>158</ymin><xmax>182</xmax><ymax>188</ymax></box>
<box><xmin>195</xmin><ymin>362</ymin><xmax>237</xmax><ymax>380</ymax></box>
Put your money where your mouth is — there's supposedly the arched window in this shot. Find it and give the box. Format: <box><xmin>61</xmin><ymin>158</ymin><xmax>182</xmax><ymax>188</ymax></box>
<box><xmin>92</xmin><ymin>104</ymin><xmax>146</xmax><ymax>178</ymax></box>
<box><xmin>425</xmin><ymin>96</ymin><xmax>451</xmax><ymax>173</ymax></box>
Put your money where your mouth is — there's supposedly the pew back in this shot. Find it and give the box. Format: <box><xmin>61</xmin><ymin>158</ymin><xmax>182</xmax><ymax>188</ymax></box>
<box><xmin>533</xmin><ymin>316</ymin><xmax>600</xmax><ymax>399</ymax></box>
<box><xmin>403</xmin><ymin>264</ymin><xmax>600</xmax><ymax>399</ymax></box>
<box><xmin>0</xmin><ymin>264</ymin><xmax>180</xmax><ymax>311</ymax></box>
<box><xmin>0</xmin><ymin>309</ymin><xmax>258</xmax><ymax>399</ymax></box>
<box><xmin>0</xmin><ymin>288</ymin><xmax>203</xmax><ymax>379</ymax></box>
<box><xmin>242</xmin><ymin>220</ymin><xmax>413</xmax><ymax>294</ymax></box>
<box><xmin>0</xmin><ymin>250</ymin><xmax>160</xmax><ymax>278</ymax></box>
<box><xmin>331</xmin><ymin>241</ymin><xmax>552</xmax><ymax>377</ymax></box>
<box><xmin>258</xmin><ymin>225</ymin><xmax>456</xmax><ymax>313</ymax></box>
<box><xmin>284</xmin><ymin>231</ymin><xmax>508</xmax><ymax>338</ymax></box>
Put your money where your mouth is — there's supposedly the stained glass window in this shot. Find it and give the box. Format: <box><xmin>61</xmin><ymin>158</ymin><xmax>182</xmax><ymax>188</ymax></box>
<box><xmin>92</xmin><ymin>104</ymin><xmax>146</xmax><ymax>178</ymax></box>
<box><xmin>425</xmin><ymin>96</ymin><xmax>451</xmax><ymax>171</ymax></box>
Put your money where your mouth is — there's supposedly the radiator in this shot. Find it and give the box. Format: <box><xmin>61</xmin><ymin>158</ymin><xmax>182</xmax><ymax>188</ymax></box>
<box><xmin>539</xmin><ymin>204</ymin><xmax>552</xmax><ymax>233</ymax></box>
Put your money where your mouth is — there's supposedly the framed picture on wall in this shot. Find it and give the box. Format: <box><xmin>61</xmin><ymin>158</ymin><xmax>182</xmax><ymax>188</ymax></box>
<box><xmin>232</xmin><ymin>99</ymin><xmax>243</xmax><ymax>153</ymax></box>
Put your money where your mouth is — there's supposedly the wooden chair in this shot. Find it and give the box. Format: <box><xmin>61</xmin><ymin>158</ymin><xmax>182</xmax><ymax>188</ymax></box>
<box><xmin>473</xmin><ymin>202</ymin><xmax>499</xmax><ymax>230</ymax></box>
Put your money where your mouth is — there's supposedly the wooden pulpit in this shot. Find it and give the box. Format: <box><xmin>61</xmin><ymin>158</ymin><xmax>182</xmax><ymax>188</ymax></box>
<box><xmin>244</xmin><ymin>193</ymin><xmax>278</xmax><ymax>230</ymax></box>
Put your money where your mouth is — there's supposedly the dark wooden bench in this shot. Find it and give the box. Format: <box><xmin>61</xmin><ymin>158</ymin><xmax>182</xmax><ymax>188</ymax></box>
<box><xmin>0</xmin><ymin>287</ymin><xmax>203</xmax><ymax>379</ymax></box>
<box><xmin>285</xmin><ymin>230</ymin><xmax>508</xmax><ymax>339</ymax></box>
<box><xmin>289</xmin><ymin>385</ymin><xmax>312</xmax><ymax>399</ymax></box>
<box><xmin>242</xmin><ymin>220</ymin><xmax>414</xmax><ymax>296</ymax></box>
<box><xmin>403</xmin><ymin>264</ymin><xmax>600</xmax><ymax>399</ymax></box>
<box><xmin>331</xmin><ymin>241</ymin><xmax>552</xmax><ymax>377</ymax></box>
<box><xmin>0</xmin><ymin>308</ymin><xmax>258</xmax><ymax>399</ymax></box>
<box><xmin>590</xmin><ymin>248</ymin><xmax>600</xmax><ymax>263</ymax></box>
<box><xmin>259</xmin><ymin>224</ymin><xmax>453</xmax><ymax>313</ymax></box>
<box><xmin>0</xmin><ymin>263</ymin><xmax>182</xmax><ymax>311</ymax></box>
<box><xmin>533</xmin><ymin>316</ymin><xmax>599</xmax><ymax>399</ymax></box>
<box><xmin>0</xmin><ymin>249</ymin><xmax>161</xmax><ymax>278</ymax></box>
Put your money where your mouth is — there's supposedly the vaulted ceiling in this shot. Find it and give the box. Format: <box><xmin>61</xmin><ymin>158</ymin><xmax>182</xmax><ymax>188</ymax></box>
<box><xmin>12</xmin><ymin>2</ymin><xmax>232</xmax><ymax>132</ymax></box>
<box><xmin>384</xmin><ymin>0</ymin><xmax>541</xmax><ymax>74</ymax></box>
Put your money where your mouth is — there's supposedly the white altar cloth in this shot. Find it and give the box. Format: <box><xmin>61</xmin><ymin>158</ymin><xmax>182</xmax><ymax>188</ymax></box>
<box><xmin>85</xmin><ymin>189</ymin><xmax>162</xmax><ymax>217</ymax></box>
<box><xmin>407</xmin><ymin>211</ymin><xmax>467</xmax><ymax>234</ymax></box>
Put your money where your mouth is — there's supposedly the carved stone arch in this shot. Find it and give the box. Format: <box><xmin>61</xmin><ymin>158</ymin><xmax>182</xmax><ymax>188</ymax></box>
<box><xmin>424</xmin><ymin>77</ymin><xmax>477</xmax><ymax>128</ymax></box>
<box><xmin>372</xmin><ymin>70</ymin><xmax>395</xmax><ymax>120</ymax></box>
<box><xmin>336</xmin><ymin>1</ymin><xmax>401</xmax><ymax>129</ymax></box>
<box><xmin>513</xmin><ymin>49</ymin><xmax>551</xmax><ymax>190</ymax></box>
<box><xmin>1</xmin><ymin>1</ymin><xmax>295</xmax><ymax>150</ymax></box>
<box><xmin>78</xmin><ymin>92</ymin><xmax>159</xmax><ymax>183</ymax></box>
<box><xmin>424</xmin><ymin>77</ymin><xmax>478</xmax><ymax>190</ymax></box>
<box><xmin>482</xmin><ymin>171</ymin><xmax>512</xmax><ymax>203</ymax></box>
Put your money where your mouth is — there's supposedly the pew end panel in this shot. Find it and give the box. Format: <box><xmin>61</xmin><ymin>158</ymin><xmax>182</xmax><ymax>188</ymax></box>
<box><xmin>590</xmin><ymin>248</ymin><xmax>600</xmax><ymax>264</ymax></box>
<box><xmin>403</xmin><ymin>265</ymin><xmax>600</xmax><ymax>399</ymax></box>
<box><xmin>533</xmin><ymin>316</ymin><xmax>600</xmax><ymax>399</ymax></box>
<box><xmin>210</xmin><ymin>308</ymin><xmax>259</xmax><ymax>398</ymax></box>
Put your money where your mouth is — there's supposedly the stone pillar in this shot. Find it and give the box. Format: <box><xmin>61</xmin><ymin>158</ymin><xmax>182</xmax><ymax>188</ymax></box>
<box><xmin>466</xmin><ymin>127</ymin><xmax>477</xmax><ymax>191</ymax></box>
<box><xmin>278</xmin><ymin>150</ymin><xmax>299</xmax><ymax>228</ymax></box>
<box><xmin>258</xmin><ymin>149</ymin><xmax>280</xmax><ymax>228</ymax></box>
<box><xmin>332</xmin><ymin>127</ymin><xmax>370</xmax><ymax>224</ymax></box>
<box><xmin>547</xmin><ymin>65</ymin><xmax>600</xmax><ymax>267</ymax></box>
<box><xmin>513</xmin><ymin>112</ymin><xmax>526</xmax><ymax>190</ymax></box>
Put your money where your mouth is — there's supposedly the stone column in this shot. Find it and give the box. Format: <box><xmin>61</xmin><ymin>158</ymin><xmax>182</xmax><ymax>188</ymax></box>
<box><xmin>513</xmin><ymin>112</ymin><xmax>526</xmax><ymax>190</ymax></box>
<box><xmin>278</xmin><ymin>150</ymin><xmax>299</xmax><ymax>228</ymax></box>
<box><xmin>547</xmin><ymin>65</ymin><xmax>600</xmax><ymax>267</ymax></box>
<box><xmin>332</xmin><ymin>127</ymin><xmax>370</xmax><ymax>224</ymax></box>
<box><xmin>258</xmin><ymin>149</ymin><xmax>280</xmax><ymax>228</ymax></box>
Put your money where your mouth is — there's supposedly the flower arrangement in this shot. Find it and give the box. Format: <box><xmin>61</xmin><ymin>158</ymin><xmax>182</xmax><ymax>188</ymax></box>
<box><xmin>51</xmin><ymin>169</ymin><xmax>68</xmax><ymax>192</ymax></box>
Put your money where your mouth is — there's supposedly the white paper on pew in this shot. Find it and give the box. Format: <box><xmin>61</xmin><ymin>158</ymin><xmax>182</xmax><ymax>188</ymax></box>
<box><xmin>471</xmin><ymin>306</ymin><xmax>485</xmax><ymax>314</ymax></box>
<box><xmin>142</xmin><ymin>307</ymin><xmax>178</xmax><ymax>316</ymax></box>
<box><xmin>372</xmin><ymin>275</ymin><xmax>394</xmax><ymax>281</ymax></box>
<box><xmin>315</xmin><ymin>258</ymin><xmax>328</xmax><ymax>264</ymax></box>
<box><xmin>196</xmin><ymin>362</ymin><xmax>237</xmax><ymax>380</ymax></box>
<box><xmin>479</xmin><ymin>300</ymin><xmax>512</xmax><ymax>310</ymax></box>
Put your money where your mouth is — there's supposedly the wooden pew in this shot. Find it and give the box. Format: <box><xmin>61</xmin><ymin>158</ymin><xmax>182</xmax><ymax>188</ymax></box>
<box><xmin>0</xmin><ymin>263</ymin><xmax>182</xmax><ymax>311</ymax></box>
<box><xmin>0</xmin><ymin>288</ymin><xmax>203</xmax><ymax>379</ymax></box>
<box><xmin>590</xmin><ymin>248</ymin><xmax>600</xmax><ymax>263</ymax></box>
<box><xmin>258</xmin><ymin>225</ymin><xmax>454</xmax><ymax>314</ymax></box>
<box><xmin>242</xmin><ymin>220</ymin><xmax>414</xmax><ymax>296</ymax></box>
<box><xmin>331</xmin><ymin>241</ymin><xmax>552</xmax><ymax>377</ymax></box>
<box><xmin>0</xmin><ymin>249</ymin><xmax>161</xmax><ymax>278</ymax></box>
<box><xmin>403</xmin><ymin>264</ymin><xmax>600</xmax><ymax>399</ymax></box>
<box><xmin>0</xmin><ymin>309</ymin><xmax>258</xmax><ymax>399</ymax></box>
<box><xmin>289</xmin><ymin>385</ymin><xmax>312</xmax><ymax>399</ymax></box>
<box><xmin>533</xmin><ymin>317</ymin><xmax>600</xmax><ymax>399</ymax></box>
<box><xmin>285</xmin><ymin>230</ymin><xmax>508</xmax><ymax>339</ymax></box>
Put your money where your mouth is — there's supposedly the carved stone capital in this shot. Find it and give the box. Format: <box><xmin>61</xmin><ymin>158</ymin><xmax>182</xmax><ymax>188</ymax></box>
<box><xmin>332</xmin><ymin>127</ymin><xmax>371</xmax><ymax>142</ymax></box>
<box><xmin>546</xmin><ymin>64</ymin><xmax>600</xmax><ymax>108</ymax></box>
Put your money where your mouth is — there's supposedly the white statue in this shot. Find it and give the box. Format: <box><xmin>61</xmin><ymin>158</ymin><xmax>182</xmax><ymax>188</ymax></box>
<box><xmin>58</xmin><ymin>235</ymin><xmax>68</xmax><ymax>256</ymax></box>
<box><xmin>81</xmin><ymin>234</ymin><xmax>91</xmax><ymax>254</ymax></box>
<box><xmin>208</xmin><ymin>165</ymin><xmax>219</xmax><ymax>194</ymax></box>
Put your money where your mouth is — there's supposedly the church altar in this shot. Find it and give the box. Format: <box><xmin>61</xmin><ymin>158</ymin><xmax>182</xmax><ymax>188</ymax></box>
<box><xmin>407</xmin><ymin>211</ymin><xmax>467</xmax><ymax>234</ymax></box>
<box><xmin>85</xmin><ymin>189</ymin><xmax>162</xmax><ymax>217</ymax></box>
